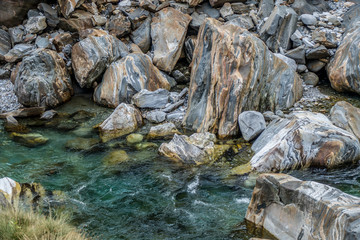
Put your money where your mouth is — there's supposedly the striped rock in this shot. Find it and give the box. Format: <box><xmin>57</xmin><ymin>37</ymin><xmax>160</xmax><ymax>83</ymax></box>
<box><xmin>327</xmin><ymin>25</ymin><xmax>360</xmax><ymax>95</ymax></box>
<box><xmin>14</xmin><ymin>49</ymin><xmax>73</xmax><ymax>108</ymax></box>
<box><xmin>250</xmin><ymin>111</ymin><xmax>360</xmax><ymax>172</ymax></box>
<box><xmin>246</xmin><ymin>173</ymin><xmax>360</xmax><ymax>240</ymax></box>
<box><xmin>93</xmin><ymin>53</ymin><xmax>171</xmax><ymax>108</ymax></box>
<box><xmin>151</xmin><ymin>8</ymin><xmax>192</xmax><ymax>72</ymax></box>
<box><xmin>183</xmin><ymin>18</ymin><xmax>302</xmax><ymax>139</ymax></box>
<box><xmin>330</xmin><ymin>101</ymin><xmax>360</xmax><ymax>140</ymax></box>
<box><xmin>71</xmin><ymin>32</ymin><xmax>128</xmax><ymax>88</ymax></box>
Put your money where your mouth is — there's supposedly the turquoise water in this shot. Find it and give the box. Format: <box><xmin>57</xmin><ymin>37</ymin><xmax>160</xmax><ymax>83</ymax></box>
<box><xmin>1</xmin><ymin>94</ymin><xmax>360</xmax><ymax>239</ymax></box>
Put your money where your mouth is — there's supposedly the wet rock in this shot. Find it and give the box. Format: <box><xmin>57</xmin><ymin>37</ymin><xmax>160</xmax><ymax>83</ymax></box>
<box><xmin>10</xmin><ymin>132</ymin><xmax>49</xmax><ymax>147</ymax></box>
<box><xmin>147</xmin><ymin>122</ymin><xmax>181</xmax><ymax>139</ymax></box>
<box><xmin>99</xmin><ymin>103</ymin><xmax>143</xmax><ymax>142</ymax></box>
<box><xmin>259</xmin><ymin>5</ymin><xmax>297</xmax><ymax>52</ymax></box>
<box><xmin>151</xmin><ymin>7</ymin><xmax>192</xmax><ymax>72</ymax></box>
<box><xmin>306</xmin><ymin>45</ymin><xmax>330</xmax><ymax>60</ymax></box>
<box><xmin>0</xmin><ymin>107</ymin><xmax>45</xmax><ymax>118</ymax></box>
<box><xmin>0</xmin><ymin>0</ymin><xmax>44</xmax><ymax>27</ymax></box>
<box><xmin>102</xmin><ymin>150</ymin><xmax>129</xmax><ymax>166</ymax></box>
<box><xmin>0</xmin><ymin>177</ymin><xmax>21</xmax><ymax>207</ymax></box>
<box><xmin>4</xmin><ymin>44</ymin><xmax>35</xmax><ymax>63</ymax></box>
<box><xmin>300</xmin><ymin>14</ymin><xmax>317</xmax><ymax>26</ymax></box>
<box><xmin>126</xmin><ymin>133</ymin><xmax>144</xmax><ymax>144</ymax></box>
<box><xmin>4</xmin><ymin>115</ymin><xmax>29</xmax><ymax>133</ymax></box>
<box><xmin>159</xmin><ymin>132</ymin><xmax>218</xmax><ymax>165</ymax></box>
<box><xmin>132</xmin><ymin>89</ymin><xmax>169</xmax><ymax>109</ymax></box>
<box><xmin>0</xmin><ymin>29</ymin><xmax>11</xmax><ymax>61</ymax></box>
<box><xmin>238</xmin><ymin>111</ymin><xmax>266</xmax><ymax>142</ymax></box>
<box><xmin>25</xmin><ymin>16</ymin><xmax>47</xmax><ymax>34</ymax></box>
<box><xmin>130</xmin><ymin>17</ymin><xmax>151</xmax><ymax>53</ymax></box>
<box><xmin>135</xmin><ymin>142</ymin><xmax>158</xmax><ymax>150</ymax></box>
<box><xmin>65</xmin><ymin>137</ymin><xmax>100</xmax><ymax>151</ymax></box>
<box><xmin>14</xmin><ymin>49</ymin><xmax>73</xmax><ymax>108</ymax></box>
<box><xmin>143</xmin><ymin>110</ymin><xmax>167</xmax><ymax>123</ymax></box>
<box><xmin>246</xmin><ymin>173</ymin><xmax>360</xmax><ymax>240</ymax></box>
<box><xmin>183</xmin><ymin>18</ymin><xmax>302</xmax><ymax>139</ymax></box>
<box><xmin>71</xmin><ymin>33</ymin><xmax>128</xmax><ymax>88</ymax></box>
<box><xmin>38</xmin><ymin>3</ymin><xmax>59</xmax><ymax>27</ymax></box>
<box><xmin>58</xmin><ymin>0</ymin><xmax>85</xmax><ymax>18</ymax></box>
<box><xmin>8</xmin><ymin>26</ymin><xmax>24</xmax><ymax>45</ymax></box>
<box><xmin>184</xmin><ymin>36</ymin><xmax>197</xmax><ymax>64</ymax></box>
<box><xmin>330</xmin><ymin>101</ymin><xmax>360</xmax><ymax>140</ymax></box>
<box><xmin>94</xmin><ymin>53</ymin><xmax>170</xmax><ymax>108</ymax></box>
<box><xmin>302</xmin><ymin>72</ymin><xmax>319</xmax><ymax>86</ymax></box>
<box><xmin>250</xmin><ymin>111</ymin><xmax>360</xmax><ymax>172</ymax></box>
<box><xmin>40</xmin><ymin>110</ymin><xmax>57</xmax><ymax>120</ymax></box>
<box><xmin>106</xmin><ymin>14</ymin><xmax>131</xmax><ymax>38</ymax></box>
<box><xmin>327</xmin><ymin>25</ymin><xmax>360</xmax><ymax>95</ymax></box>
<box><xmin>209</xmin><ymin>0</ymin><xmax>245</xmax><ymax>7</ymax></box>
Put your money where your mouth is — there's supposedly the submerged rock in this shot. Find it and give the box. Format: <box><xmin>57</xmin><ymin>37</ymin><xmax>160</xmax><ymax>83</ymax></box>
<box><xmin>246</xmin><ymin>173</ymin><xmax>360</xmax><ymax>240</ymax></box>
<box><xmin>183</xmin><ymin>18</ymin><xmax>302</xmax><ymax>139</ymax></box>
<box><xmin>94</xmin><ymin>53</ymin><xmax>170</xmax><ymax>108</ymax></box>
<box><xmin>102</xmin><ymin>150</ymin><xmax>130</xmax><ymax>166</ymax></box>
<box><xmin>330</xmin><ymin>101</ymin><xmax>360</xmax><ymax>140</ymax></box>
<box><xmin>10</xmin><ymin>132</ymin><xmax>49</xmax><ymax>147</ymax></box>
<box><xmin>99</xmin><ymin>103</ymin><xmax>143</xmax><ymax>142</ymax></box>
<box><xmin>249</xmin><ymin>112</ymin><xmax>360</xmax><ymax>173</ymax></box>
<box><xmin>65</xmin><ymin>137</ymin><xmax>100</xmax><ymax>151</ymax></box>
<box><xmin>126</xmin><ymin>133</ymin><xmax>144</xmax><ymax>144</ymax></box>
<box><xmin>151</xmin><ymin>7</ymin><xmax>192</xmax><ymax>72</ymax></box>
<box><xmin>14</xmin><ymin>49</ymin><xmax>73</xmax><ymax>108</ymax></box>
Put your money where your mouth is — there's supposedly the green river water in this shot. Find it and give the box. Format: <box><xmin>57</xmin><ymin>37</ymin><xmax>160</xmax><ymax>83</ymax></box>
<box><xmin>1</xmin><ymin>85</ymin><xmax>360</xmax><ymax>239</ymax></box>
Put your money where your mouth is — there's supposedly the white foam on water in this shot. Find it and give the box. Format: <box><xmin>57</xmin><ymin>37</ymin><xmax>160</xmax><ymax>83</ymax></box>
<box><xmin>235</xmin><ymin>198</ymin><xmax>250</xmax><ymax>204</ymax></box>
<box><xmin>187</xmin><ymin>175</ymin><xmax>199</xmax><ymax>194</ymax></box>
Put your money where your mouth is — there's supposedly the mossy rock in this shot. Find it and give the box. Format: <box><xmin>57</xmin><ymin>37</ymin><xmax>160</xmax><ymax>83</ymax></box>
<box><xmin>230</xmin><ymin>162</ymin><xmax>252</xmax><ymax>175</ymax></box>
<box><xmin>10</xmin><ymin>132</ymin><xmax>48</xmax><ymax>147</ymax></box>
<box><xmin>135</xmin><ymin>142</ymin><xmax>158</xmax><ymax>150</ymax></box>
<box><xmin>126</xmin><ymin>133</ymin><xmax>144</xmax><ymax>144</ymax></box>
<box><xmin>102</xmin><ymin>150</ymin><xmax>130</xmax><ymax>166</ymax></box>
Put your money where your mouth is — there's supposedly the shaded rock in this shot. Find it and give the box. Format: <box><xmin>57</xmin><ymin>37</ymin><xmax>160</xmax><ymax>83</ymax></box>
<box><xmin>238</xmin><ymin>111</ymin><xmax>266</xmax><ymax>141</ymax></box>
<box><xmin>0</xmin><ymin>29</ymin><xmax>11</xmax><ymax>61</ymax></box>
<box><xmin>290</xmin><ymin>0</ymin><xmax>330</xmax><ymax>15</ymax></box>
<box><xmin>106</xmin><ymin>14</ymin><xmax>131</xmax><ymax>38</ymax></box>
<box><xmin>259</xmin><ymin>5</ymin><xmax>298</xmax><ymax>52</ymax></box>
<box><xmin>147</xmin><ymin>122</ymin><xmax>181</xmax><ymax>139</ymax></box>
<box><xmin>258</xmin><ymin>0</ymin><xmax>274</xmax><ymax>19</ymax></box>
<box><xmin>38</xmin><ymin>3</ymin><xmax>59</xmax><ymax>27</ymax></box>
<box><xmin>53</xmin><ymin>32</ymin><xmax>73</xmax><ymax>52</ymax></box>
<box><xmin>0</xmin><ymin>0</ymin><xmax>44</xmax><ymax>27</ymax></box>
<box><xmin>65</xmin><ymin>137</ymin><xmax>100</xmax><ymax>151</ymax></box>
<box><xmin>184</xmin><ymin>36</ymin><xmax>197</xmax><ymax>64</ymax></box>
<box><xmin>143</xmin><ymin>110</ymin><xmax>167</xmax><ymax>123</ymax></box>
<box><xmin>209</xmin><ymin>0</ymin><xmax>245</xmax><ymax>7</ymax></box>
<box><xmin>126</xmin><ymin>133</ymin><xmax>144</xmax><ymax>144</ymax></box>
<box><xmin>71</xmin><ymin>33</ymin><xmax>128</xmax><ymax>88</ymax></box>
<box><xmin>94</xmin><ymin>53</ymin><xmax>170</xmax><ymax>108</ymax></box>
<box><xmin>307</xmin><ymin>60</ymin><xmax>326</xmax><ymax>72</ymax></box>
<box><xmin>197</xmin><ymin>2</ymin><xmax>220</xmax><ymax>19</ymax></box>
<box><xmin>312</xmin><ymin>30</ymin><xmax>338</xmax><ymax>48</ymax></box>
<box><xmin>302</xmin><ymin>72</ymin><xmax>319</xmax><ymax>86</ymax></box>
<box><xmin>231</xmin><ymin>3</ymin><xmax>256</xmax><ymax>14</ymax></box>
<box><xmin>40</xmin><ymin>110</ymin><xmax>57</xmax><ymax>120</ymax></box>
<box><xmin>127</xmin><ymin>8</ymin><xmax>150</xmax><ymax>30</ymax></box>
<box><xmin>159</xmin><ymin>132</ymin><xmax>217</xmax><ymax>164</ymax></box>
<box><xmin>4</xmin><ymin>115</ymin><xmax>29</xmax><ymax>133</ymax></box>
<box><xmin>250</xmin><ymin>111</ymin><xmax>360</xmax><ymax>172</ymax></box>
<box><xmin>285</xmin><ymin>45</ymin><xmax>306</xmax><ymax>65</ymax></box>
<box><xmin>0</xmin><ymin>107</ymin><xmax>45</xmax><ymax>118</ymax></box>
<box><xmin>246</xmin><ymin>173</ymin><xmax>360</xmax><ymax>240</ymax></box>
<box><xmin>330</xmin><ymin>101</ymin><xmax>360</xmax><ymax>140</ymax></box>
<box><xmin>58</xmin><ymin>0</ymin><xmax>85</xmax><ymax>18</ymax></box>
<box><xmin>132</xmin><ymin>89</ymin><xmax>169</xmax><ymax>109</ymax></box>
<box><xmin>171</xmin><ymin>70</ymin><xmax>187</xmax><ymax>84</ymax></box>
<box><xmin>25</xmin><ymin>16</ymin><xmax>47</xmax><ymax>34</ymax></box>
<box><xmin>306</xmin><ymin>45</ymin><xmax>330</xmax><ymax>60</ymax></box>
<box><xmin>14</xmin><ymin>49</ymin><xmax>73</xmax><ymax>108</ymax></box>
<box><xmin>58</xmin><ymin>10</ymin><xmax>93</xmax><ymax>32</ymax></box>
<box><xmin>130</xmin><ymin>17</ymin><xmax>151</xmax><ymax>53</ymax></box>
<box><xmin>0</xmin><ymin>177</ymin><xmax>21</xmax><ymax>207</ymax></box>
<box><xmin>190</xmin><ymin>12</ymin><xmax>207</xmax><ymax>31</ymax></box>
<box><xmin>102</xmin><ymin>150</ymin><xmax>129</xmax><ymax>166</ymax></box>
<box><xmin>300</xmin><ymin>14</ymin><xmax>317</xmax><ymax>26</ymax></box>
<box><xmin>8</xmin><ymin>26</ymin><xmax>24</xmax><ymax>46</ymax></box>
<box><xmin>10</xmin><ymin>132</ymin><xmax>49</xmax><ymax>147</ymax></box>
<box><xmin>4</xmin><ymin>44</ymin><xmax>35</xmax><ymax>63</ymax></box>
<box><xmin>167</xmin><ymin>112</ymin><xmax>185</xmax><ymax>122</ymax></box>
<box><xmin>151</xmin><ymin>7</ymin><xmax>192</xmax><ymax>72</ymax></box>
<box><xmin>327</xmin><ymin>26</ymin><xmax>360</xmax><ymax>95</ymax></box>
<box><xmin>183</xmin><ymin>18</ymin><xmax>302</xmax><ymax>139</ymax></box>
<box><xmin>99</xmin><ymin>103</ymin><xmax>143</xmax><ymax>142</ymax></box>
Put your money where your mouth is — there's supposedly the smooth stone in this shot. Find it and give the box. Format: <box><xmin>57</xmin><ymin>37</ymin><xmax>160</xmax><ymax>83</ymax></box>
<box><xmin>38</xmin><ymin>3</ymin><xmax>59</xmax><ymax>27</ymax></box>
<box><xmin>285</xmin><ymin>45</ymin><xmax>306</xmax><ymax>64</ymax></box>
<box><xmin>102</xmin><ymin>150</ymin><xmax>129</xmax><ymax>166</ymax></box>
<box><xmin>126</xmin><ymin>133</ymin><xmax>144</xmax><ymax>144</ymax></box>
<box><xmin>147</xmin><ymin>122</ymin><xmax>181</xmax><ymax>139</ymax></box>
<box><xmin>135</xmin><ymin>142</ymin><xmax>158</xmax><ymax>150</ymax></box>
<box><xmin>143</xmin><ymin>110</ymin><xmax>167</xmax><ymax>123</ymax></box>
<box><xmin>307</xmin><ymin>60</ymin><xmax>326</xmax><ymax>72</ymax></box>
<box><xmin>300</xmin><ymin>14</ymin><xmax>317</xmax><ymax>25</ymax></box>
<box><xmin>302</xmin><ymin>72</ymin><xmax>319</xmax><ymax>86</ymax></box>
<box><xmin>238</xmin><ymin>111</ymin><xmax>266</xmax><ymax>141</ymax></box>
<box><xmin>10</xmin><ymin>132</ymin><xmax>49</xmax><ymax>147</ymax></box>
<box><xmin>306</xmin><ymin>45</ymin><xmax>330</xmax><ymax>60</ymax></box>
<box><xmin>274</xmin><ymin>53</ymin><xmax>297</xmax><ymax>71</ymax></box>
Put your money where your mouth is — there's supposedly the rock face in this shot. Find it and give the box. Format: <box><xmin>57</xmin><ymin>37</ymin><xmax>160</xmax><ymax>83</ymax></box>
<box><xmin>327</xmin><ymin>25</ymin><xmax>360</xmax><ymax>95</ymax></box>
<box><xmin>14</xmin><ymin>49</ymin><xmax>73</xmax><ymax>108</ymax></box>
<box><xmin>259</xmin><ymin>5</ymin><xmax>298</xmax><ymax>52</ymax></box>
<box><xmin>0</xmin><ymin>0</ymin><xmax>43</xmax><ymax>27</ymax></box>
<box><xmin>250</xmin><ymin>112</ymin><xmax>360</xmax><ymax>172</ymax></box>
<box><xmin>71</xmin><ymin>33</ymin><xmax>128</xmax><ymax>88</ymax></box>
<box><xmin>98</xmin><ymin>103</ymin><xmax>143</xmax><ymax>142</ymax></box>
<box><xmin>151</xmin><ymin>8</ymin><xmax>192</xmax><ymax>72</ymax></box>
<box><xmin>183</xmin><ymin>18</ymin><xmax>302</xmax><ymax>139</ymax></box>
<box><xmin>330</xmin><ymin>101</ymin><xmax>360</xmax><ymax>140</ymax></box>
<box><xmin>238</xmin><ymin>111</ymin><xmax>266</xmax><ymax>141</ymax></box>
<box><xmin>94</xmin><ymin>53</ymin><xmax>170</xmax><ymax>108</ymax></box>
<box><xmin>246</xmin><ymin>173</ymin><xmax>360</xmax><ymax>240</ymax></box>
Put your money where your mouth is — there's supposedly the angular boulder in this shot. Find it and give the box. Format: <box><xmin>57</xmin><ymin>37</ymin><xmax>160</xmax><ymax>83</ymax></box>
<box><xmin>71</xmin><ymin>33</ymin><xmax>128</xmax><ymax>88</ymax></box>
<box><xmin>14</xmin><ymin>49</ymin><xmax>73</xmax><ymax>108</ymax></box>
<box><xmin>132</xmin><ymin>89</ymin><xmax>169</xmax><ymax>109</ymax></box>
<box><xmin>151</xmin><ymin>8</ymin><xmax>192</xmax><ymax>72</ymax></box>
<box><xmin>58</xmin><ymin>0</ymin><xmax>85</xmax><ymax>18</ymax></box>
<box><xmin>183</xmin><ymin>18</ymin><xmax>302</xmax><ymax>139</ymax></box>
<box><xmin>98</xmin><ymin>103</ymin><xmax>143</xmax><ymax>142</ymax></box>
<box><xmin>246</xmin><ymin>173</ymin><xmax>360</xmax><ymax>240</ymax></box>
<box><xmin>130</xmin><ymin>17</ymin><xmax>151</xmax><ymax>53</ymax></box>
<box><xmin>147</xmin><ymin>122</ymin><xmax>181</xmax><ymax>139</ymax></box>
<box><xmin>330</xmin><ymin>101</ymin><xmax>360</xmax><ymax>140</ymax></box>
<box><xmin>249</xmin><ymin>112</ymin><xmax>360</xmax><ymax>172</ymax></box>
<box><xmin>94</xmin><ymin>53</ymin><xmax>170</xmax><ymax>108</ymax></box>
<box><xmin>25</xmin><ymin>16</ymin><xmax>47</xmax><ymax>34</ymax></box>
<box><xmin>327</xmin><ymin>25</ymin><xmax>360</xmax><ymax>95</ymax></box>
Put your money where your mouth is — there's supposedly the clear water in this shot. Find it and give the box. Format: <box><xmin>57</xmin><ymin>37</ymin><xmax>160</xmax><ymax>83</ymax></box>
<box><xmin>1</xmin><ymin>92</ymin><xmax>360</xmax><ymax>240</ymax></box>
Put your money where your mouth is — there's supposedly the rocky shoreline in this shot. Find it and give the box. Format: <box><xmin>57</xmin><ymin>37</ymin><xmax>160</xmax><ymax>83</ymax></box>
<box><xmin>1</xmin><ymin>0</ymin><xmax>360</xmax><ymax>239</ymax></box>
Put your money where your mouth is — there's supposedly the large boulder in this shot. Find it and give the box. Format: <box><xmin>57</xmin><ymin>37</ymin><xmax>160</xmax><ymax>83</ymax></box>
<box><xmin>330</xmin><ymin>101</ymin><xmax>360</xmax><ymax>140</ymax></box>
<box><xmin>183</xmin><ymin>18</ymin><xmax>302</xmax><ymax>139</ymax></box>
<box><xmin>71</xmin><ymin>32</ymin><xmax>128</xmax><ymax>88</ymax></box>
<box><xmin>14</xmin><ymin>49</ymin><xmax>73</xmax><ymax>108</ymax></box>
<box><xmin>151</xmin><ymin>8</ymin><xmax>192</xmax><ymax>72</ymax></box>
<box><xmin>94</xmin><ymin>53</ymin><xmax>170</xmax><ymax>108</ymax></box>
<box><xmin>0</xmin><ymin>0</ymin><xmax>44</xmax><ymax>27</ymax></box>
<box><xmin>327</xmin><ymin>25</ymin><xmax>360</xmax><ymax>95</ymax></box>
<box><xmin>246</xmin><ymin>173</ymin><xmax>360</xmax><ymax>240</ymax></box>
<box><xmin>98</xmin><ymin>103</ymin><xmax>143</xmax><ymax>142</ymax></box>
<box><xmin>249</xmin><ymin>112</ymin><xmax>360</xmax><ymax>172</ymax></box>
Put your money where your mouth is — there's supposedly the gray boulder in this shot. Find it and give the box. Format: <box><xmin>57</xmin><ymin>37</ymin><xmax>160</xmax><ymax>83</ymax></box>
<box><xmin>8</xmin><ymin>26</ymin><xmax>24</xmax><ymax>45</ymax></box>
<box><xmin>302</xmin><ymin>72</ymin><xmax>319</xmax><ymax>86</ymax></box>
<box><xmin>258</xmin><ymin>0</ymin><xmax>274</xmax><ymax>19</ymax></box>
<box><xmin>132</xmin><ymin>89</ymin><xmax>169</xmax><ymax>109</ymax></box>
<box><xmin>25</xmin><ymin>16</ymin><xmax>47</xmax><ymax>34</ymax></box>
<box><xmin>300</xmin><ymin>14</ymin><xmax>317</xmax><ymax>25</ymax></box>
<box><xmin>238</xmin><ymin>111</ymin><xmax>266</xmax><ymax>141</ymax></box>
<box><xmin>143</xmin><ymin>110</ymin><xmax>167</xmax><ymax>123</ymax></box>
<box><xmin>274</xmin><ymin>53</ymin><xmax>297</xmax><ymax>71</ymax></box>
<box><xmin>130</xmin><ymin>17</ymin><xmax>151</xmax><ymax>53</ymax></box>
<box><xmin>38</xmin><ymin>3</ymin><xmax>59</xmax><ymax>27</ymax></box>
